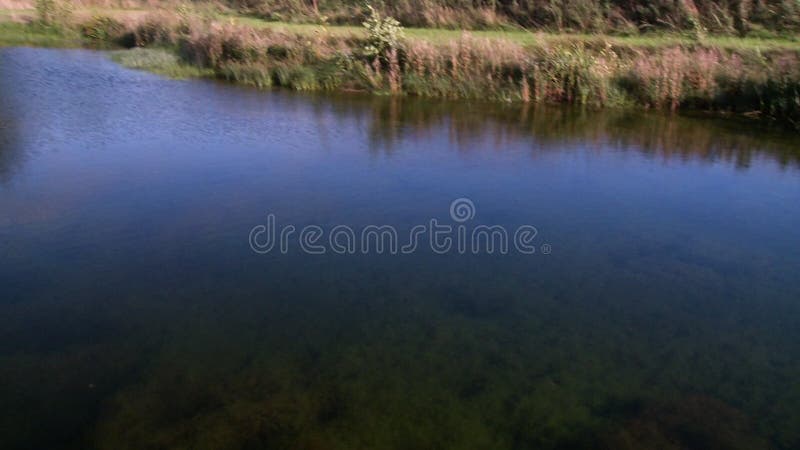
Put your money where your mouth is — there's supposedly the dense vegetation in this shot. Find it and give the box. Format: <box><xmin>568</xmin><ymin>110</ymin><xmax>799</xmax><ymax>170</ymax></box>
<box><xmin>67</xmin><ymin>6</ymin><xmax>799</xmax><ymax>127</ymax></box>
<box><xmin>0</xmin><ymin>0</ymin><xmax>798</xmax><ymax>126</ymax></box>
<box><xmin>233</xmin><ymin>0</ymin><xmax>800</xmax><ymax>36</ymax></box>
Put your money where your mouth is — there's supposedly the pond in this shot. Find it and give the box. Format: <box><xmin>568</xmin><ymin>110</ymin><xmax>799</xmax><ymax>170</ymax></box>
<box><xmin>1</xmin><ymin>47</ymin><xmax>799</xmax><ymax>450</ymax></box>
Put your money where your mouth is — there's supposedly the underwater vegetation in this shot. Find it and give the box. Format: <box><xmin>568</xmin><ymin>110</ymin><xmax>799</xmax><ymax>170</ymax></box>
<box><xmin>3</xmin><ymin>250</ymin><xmax>799</xmax><ymax>450</ymax></box>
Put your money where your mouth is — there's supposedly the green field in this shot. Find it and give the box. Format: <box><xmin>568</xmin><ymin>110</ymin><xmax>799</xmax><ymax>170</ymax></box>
<box><xmin>236</xmin><ymin>19</ymin><xmax>800</xmax><ymax>51</ymax></box>
<box><xmin>3</xmin><ymin>7</ymin><xmax>800</xmax><ymax>52</ymax></box>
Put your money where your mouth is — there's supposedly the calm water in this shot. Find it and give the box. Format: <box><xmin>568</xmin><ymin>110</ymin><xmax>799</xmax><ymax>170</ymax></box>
<box><xmin>1</xmin><ymin>48</ymin><xmax>800</xmax><ymax>450</ymax></box>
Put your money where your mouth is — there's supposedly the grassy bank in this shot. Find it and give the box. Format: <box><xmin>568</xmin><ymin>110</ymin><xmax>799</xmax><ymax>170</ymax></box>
<box><xmin>0</xmin><ymin>21</ymin><xmax>82</xmax><ymax>46</ymax></box>
<box><xmin>6</xmin><ymin>0</ymin><xmax>800</xmax><ymax>34</ymax></box>
<box><xmin>5</xmin><ymin>5</ymin><xmax>800</xmax><ymax>50</ymax></box>
<box><xmin>1</xmin><ymin>5</ymin><xmax>799</xmax><ymax>127</ymax></box>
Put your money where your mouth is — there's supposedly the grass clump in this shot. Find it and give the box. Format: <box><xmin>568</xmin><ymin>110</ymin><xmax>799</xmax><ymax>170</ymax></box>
<box><xmin>109</xmin><ymin>47</ymin><xmax>213</xmax><ymax>79</ymax></box>
<box><xmin>80</xmin><ymin>15</ymin><xmax>126</xmax><ymax>46</ymax></box>
<box><xmin>218</xmin><ymin>61</ymin><xmax>273</xmax><ymax>87</ymax></box>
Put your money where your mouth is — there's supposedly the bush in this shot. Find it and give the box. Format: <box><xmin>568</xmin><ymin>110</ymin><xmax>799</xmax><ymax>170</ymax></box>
<box><xmin>133</xmin><ymin>13</ymin><xmax>182</xmax><ymax>47</ymax></box>
<box><xmin>362</xmin><ymin>5</ymin><xmax>403</xmax><ymax>58</ymax></box>
<box><xmin>81</xmin><ymin>16</ymin><xmax>126</xmax><ymax>44</ymax></box>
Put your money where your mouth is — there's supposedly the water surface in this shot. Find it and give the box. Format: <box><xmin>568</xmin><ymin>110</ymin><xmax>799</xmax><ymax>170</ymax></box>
<box><xmin>1</xmin><ymin>48</ymin><xmax>800</xmax><ymax>450</ymax></box>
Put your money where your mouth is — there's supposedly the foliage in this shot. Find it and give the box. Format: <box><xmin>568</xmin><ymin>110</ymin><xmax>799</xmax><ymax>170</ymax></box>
<box><xmin>81</xmin><ymin>16</ymin><xmax>126</xmax><ymax>44</ymax></box>
<box><xmin>362</xmin><ymin>5</ymin><xmax>403</xmax><ymax>58</ymax></box>
<box><xmin>5</xmin><ymin>7</ymin><xmax>799</xmax><ymax>127</ymax></box>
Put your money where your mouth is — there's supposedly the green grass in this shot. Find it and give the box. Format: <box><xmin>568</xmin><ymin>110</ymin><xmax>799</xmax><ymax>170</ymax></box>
<box><xmin>257</xmin><ymin>21</ymin><xmax>800</xmax><ymax>51</ymax></box>
<box><xmin>109</xmin><ymin>48</ymin><xmax>214</xmax><ymax>79</ymax></box>
<box><xmin>228</xmin><ymin>15</ymin><xmax>800</xmax><ymax>51</ymax></box>
<box><xmin>4</xmin><ymin>7</ymin><xmax>800</xmax><ymax>51</ymax></box>
<box><xmin>0</xmin><ymin>21</ymin><xmax>82</xmax><ymax>47</ymax></box>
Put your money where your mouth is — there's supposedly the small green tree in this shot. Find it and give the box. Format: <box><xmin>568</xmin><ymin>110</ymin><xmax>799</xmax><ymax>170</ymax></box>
<box><xmin>362</xmin><ymin>5</ymin><xmax>403</xmax><ymax>58</ymax></box>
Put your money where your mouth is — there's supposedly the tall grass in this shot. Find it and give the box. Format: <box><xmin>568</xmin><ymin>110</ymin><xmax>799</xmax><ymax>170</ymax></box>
<box><xmin>34</xmin><ymin>0</ymin><xmax>72</xmax><ymax>28</ymax></box>
<box><xmin>7</xmin><ymin>0</ymin><xmax>800</xmax><ymax>35</ymax></box>
<box><xmin>622</xmin><ymin>47</ymin><xmax>800</xmax><ymax>124</ymax></box>
<box><xmin>191</xmin><ymin>19</ymin><xmax>800</xmax><ymax>124</ymax></box>
<box><xmin>230</xmin><ymin>0</ymin><xmax>800</xmax><ymax>36</ymax></box>
<box><xmin>12</xmin><ymin>6</ymin><xmax>799</xmax><ymax>127</ymax></box>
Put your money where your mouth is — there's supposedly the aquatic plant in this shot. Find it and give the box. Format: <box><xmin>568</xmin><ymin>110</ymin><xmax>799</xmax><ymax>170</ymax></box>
<box><xmin>110</xmin><ymin>47</ymin><xmax>214</xmax><ymax>78</ymax></box>
<box><xmin>218</xmin><ymin>61</ymin><xmax>274</xmax><ymax>87</ymax></box>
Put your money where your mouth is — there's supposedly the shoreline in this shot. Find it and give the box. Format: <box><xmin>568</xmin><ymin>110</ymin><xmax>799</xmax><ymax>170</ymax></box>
<box><xmin>1</xmin><ymin>10</ymin><xmax>799</xmax><ymax>129</ymax></box>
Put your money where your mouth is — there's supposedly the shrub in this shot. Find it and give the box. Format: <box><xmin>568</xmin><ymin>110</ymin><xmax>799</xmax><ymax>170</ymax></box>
<box><xmin>81</xmin><ymin>16</ymin><xmax>126</xmax><ymax>44</ymax></box>
<box><xmin>362</xmin><ymin>5</ymin><xmax>404</xmax><ymax>58</ymax></box>
<box><xmin>133</xmin><ymin>13</ymin><xmax>182</xmax><ymax>47</ymax></box>
<box><xmin>180</xmin><ymin>24</ymin><xmax>265</xmax><ymax>68</ymax></box>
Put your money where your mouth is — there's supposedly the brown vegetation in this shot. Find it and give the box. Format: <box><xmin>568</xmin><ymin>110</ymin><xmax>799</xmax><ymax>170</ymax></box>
<box><xmin>69</xmin><ymin>8</ymin><xmax>800</xmax><ymax>126</ymax></box>
<box><xmin>234</xmin><ymin>0</ymin><xmax>800</xmax><ymax>36</ymax></box>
